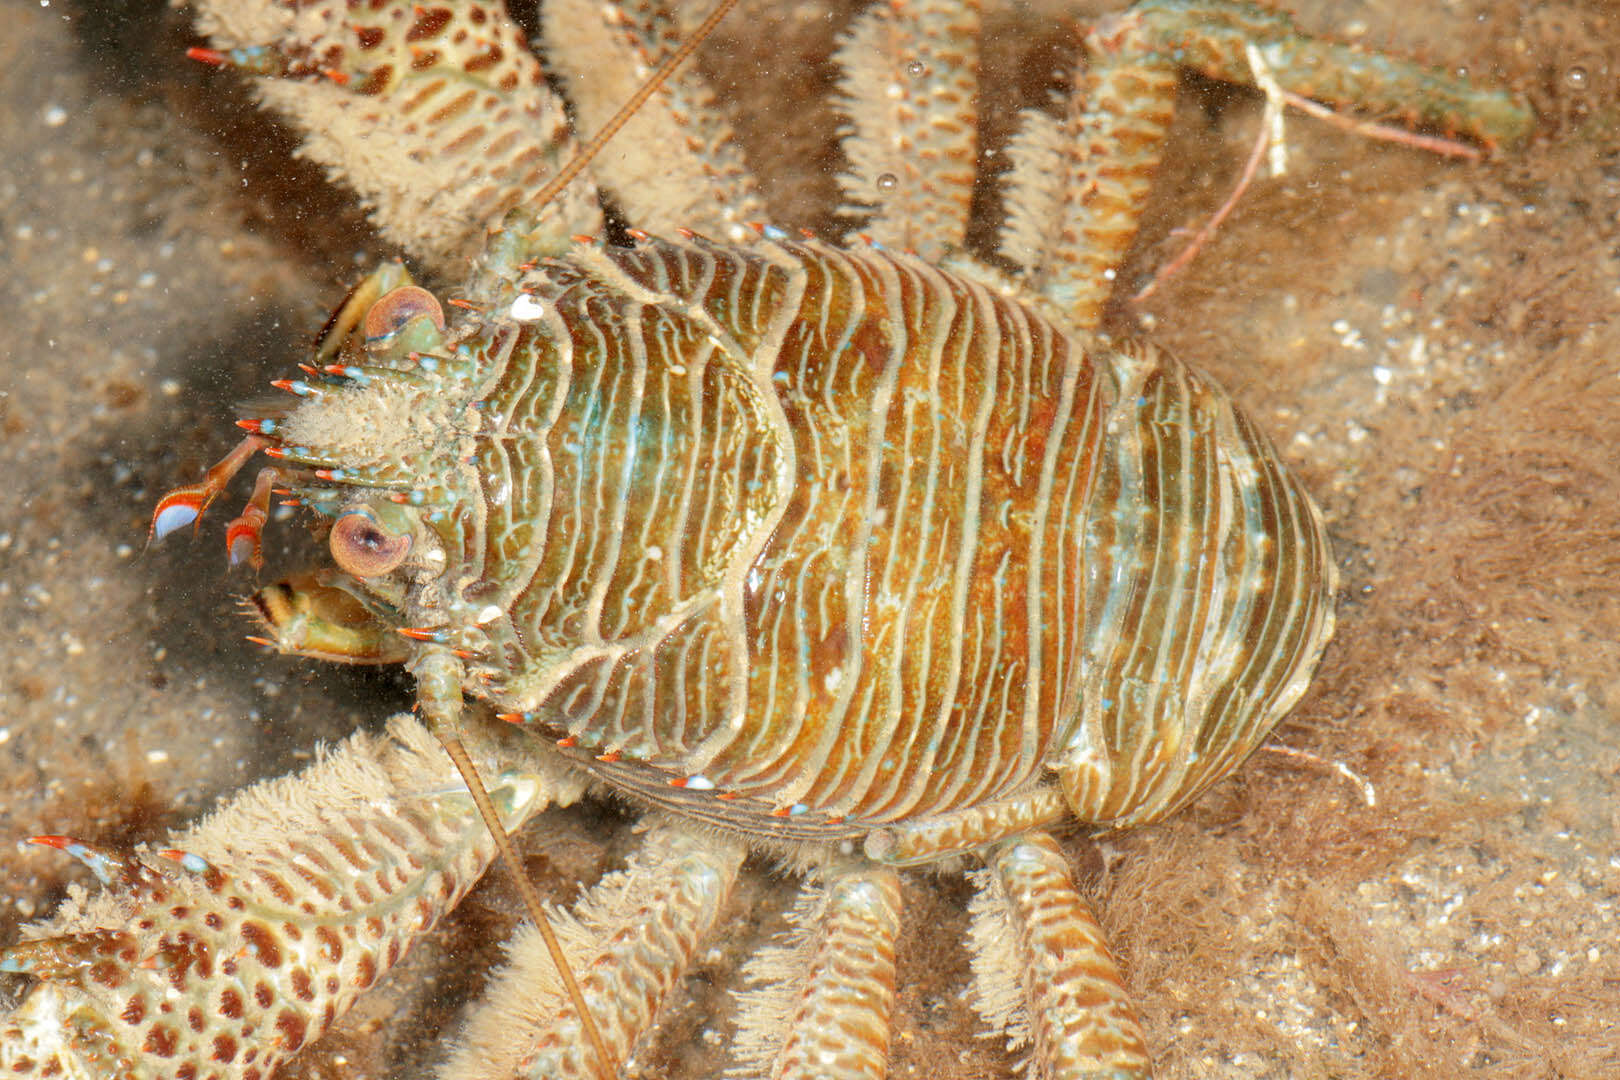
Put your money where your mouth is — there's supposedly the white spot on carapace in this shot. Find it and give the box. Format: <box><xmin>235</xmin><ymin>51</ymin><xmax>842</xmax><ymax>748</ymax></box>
<box><xmin>509</xmin><ymin>293</ymin><xmax>546</xmax><ymax>322</ymax></box>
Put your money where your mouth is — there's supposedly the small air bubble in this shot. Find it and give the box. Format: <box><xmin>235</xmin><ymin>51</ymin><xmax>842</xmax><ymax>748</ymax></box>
<box><xmin>875</xmin><ymin>172</ymin><xmax>899</xmax><ymax>193</ymax></box>
<box><xmin>905</xmin><ymin>59</ymin><xmax>927</xmax><ymax>79</ymax></box>
<box><xmin>1565</xmin><ymin>67</ymin><xmax>1589</xmax><ymax>90</ymax></box>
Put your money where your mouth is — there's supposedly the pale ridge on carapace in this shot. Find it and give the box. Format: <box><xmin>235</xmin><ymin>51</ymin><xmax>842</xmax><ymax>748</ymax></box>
<box><xmin>461</xmin><ymin>233</ymin><xmax>1335</xmax><ymax>833</ymax></box>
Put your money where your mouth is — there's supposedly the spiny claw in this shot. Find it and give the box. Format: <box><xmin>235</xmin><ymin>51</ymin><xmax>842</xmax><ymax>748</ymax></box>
<box><xmin>27</xmin><ymin>835</ymin><xmax>130</xmax><ymax>886</ymax></box>
<box><xmin>155</xmin><ymin>849</ymin><xmax>224</xmax><ymax>889</ymax></box>
<box><xmin>0</xmin><ymin>932</ymin><xmax>132</xmax><ymax>982</ymax></box>
<box><xmin>246</xmin><ymin>576</ymin><xmax>412</xmax><ymax>664</ymax></box>
<box><xmin>25</xmin><ymin>836</ymin><xmax>171</xmax><ymax>898</ymax></box>
<box><xmin>185</xmin><ymin>45</ymin><xmax>228</xmax><ymax>66</ymax></box>
<box><xmin>185</xmin><ymin>43</ymin><xmax>279</xmax><ymax>75</ymax></box>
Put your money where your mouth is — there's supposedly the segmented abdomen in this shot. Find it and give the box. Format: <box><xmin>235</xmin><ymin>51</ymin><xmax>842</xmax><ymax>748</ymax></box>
<box><xmin>473</xmin><ymin>234</ymin><xmax>1334</xmax><ymax>833</ymax></box>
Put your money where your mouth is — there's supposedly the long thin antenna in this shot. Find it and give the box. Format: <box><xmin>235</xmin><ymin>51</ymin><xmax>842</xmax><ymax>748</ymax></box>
<box><xmin>444</xmin><ymin>2</ymin><xmax>743</xmax><ymax>1077</ymax></box>
<box><xmin>527</xmin><ymin>0</ymin><xmax>742</xmax><ymax>214</ymax></box>
<box><xmin>438</xmin><ymin>731</ymin><xmax>613</xmax><ymax>1074</ymax></box>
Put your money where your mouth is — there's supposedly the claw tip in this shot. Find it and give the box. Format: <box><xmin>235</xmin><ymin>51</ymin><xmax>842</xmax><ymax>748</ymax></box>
<box><xmin>151</xmin><ymin>499</ymin><xmax>201</xmax><ymax>541</ymax></box>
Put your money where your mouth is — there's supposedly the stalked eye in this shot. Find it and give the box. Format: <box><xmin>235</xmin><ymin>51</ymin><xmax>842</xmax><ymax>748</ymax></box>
<box><xmin>329</xmin><ymin>510</ymin><xmax>411</xmax><ymax>578</ymax></box>
<box><xmin>363</xmin><ymin>285</ymin><xmax>445</xmax><ymax>342</ymax></box>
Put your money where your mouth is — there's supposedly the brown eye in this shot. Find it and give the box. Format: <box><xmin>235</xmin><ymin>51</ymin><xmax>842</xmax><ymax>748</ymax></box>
<box><xmin>329</xmin><ymin>511</ymin><xmax>411</xmax><ymax>578</ymax></box>
<box><xmin>363</xmin><ymin>285</ymin><xmax>445</xmax><ymax>342</ymax></box>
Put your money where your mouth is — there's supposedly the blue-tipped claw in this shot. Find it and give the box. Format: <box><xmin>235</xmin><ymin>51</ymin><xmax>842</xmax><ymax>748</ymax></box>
<box><xmin>0</xmin><ymin>939</ymin><xmax>69</xmax><ymax>977</ymax></box>
<box><xmin>27</xmin><ymin>835</ymin><xmax>127</xmax><ymax>885</ymax></box>
<box><xmin>0</xmin><ymin>931</ymin><xmax>134</xmax><ymax>983</ymax></box>
<box><xmin>151</xmin><ymin>497</ymin><xmax>202</xmax><ymax>541</ymax></box>
<box><xmin>157</xmin><ymin>849</ymin><xmax>214</xmax><ymax>875</ymax></box>
<box><xmin>227</xmin><ymin>532</ymin><xmax>257</xmax><ymax>568</ymax></box>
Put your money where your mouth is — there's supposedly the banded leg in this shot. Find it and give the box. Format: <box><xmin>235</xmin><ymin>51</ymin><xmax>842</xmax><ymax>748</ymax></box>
<box><xmin>968</xmin><ymin>831</ymin><xmax>1150</xmax><ymax>1080</ymax></box>
<box><xmin>731</xmin><ymin>864</ymin><xmax>904</xmax><ymax>1080</ymax></box>
<box><xmin>999</xmin><ymin>0</ymin><xmax>1532</xmax><ymax>329</ymax></box>
<box><xmin>445</xmin><ymin>821</ymin><xmax>746</xmax><ymax>1080</ymax></box>
<box><xmin>836</xmin><ymin>0</ymin><xmax>982</xmax><ymax>259</ymax></box>
<box><xmin>1117</xmin><ymin>0</ymin><xmax>1531</xmax><ymax>148</ymax></box>
<box><xmin>540</xmin><ymin>0</ymin><xmax>766</xmax><ymax>243</ymax></box>
<box><xmin>0</xmin><ymin>715</ymin><xmax>579</xmax><ymax>1080</ymax></box>
<box><xmin>187</xmin><ymin>0</ymin><xmax>598</xmax><ymax>272</ymax></box>
<box><xmin>998</xmin><ymin>19</ymin><xmax>1177</xmax><ymax>331</ymax></box>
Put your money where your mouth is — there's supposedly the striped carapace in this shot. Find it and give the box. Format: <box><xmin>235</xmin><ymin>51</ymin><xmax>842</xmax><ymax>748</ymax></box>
<box><xmin>249</xmin><ymin>229</ymin><xmax>1336</xmax><ymax>851</ymax></box>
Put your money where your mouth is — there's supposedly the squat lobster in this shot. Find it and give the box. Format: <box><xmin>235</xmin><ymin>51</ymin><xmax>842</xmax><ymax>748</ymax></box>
<box><xmin>1</xmin><ymin>2</ymin><xmax>1528</xmax><ymax>1078</ymax></box>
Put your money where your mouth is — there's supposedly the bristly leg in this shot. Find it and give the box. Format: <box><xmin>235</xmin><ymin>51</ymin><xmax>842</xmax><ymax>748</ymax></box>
<box><xmin>0</xmin><ymin>716</ymin><xmax>583</xmax><ymax>1080</ymax></box>
<box><xmin>967</xmin><ymin>833</ymin><xmax>1151</xmax><ymax>1080</ymax></box>
<box><xmin>538</xmin><ymin>0</ymin><xmax>764</xmax><ymax>245</ymax></box>
<box><xmin>835</xmin><ymin>0</ymin><xmax>984</xmax><ymax>259</ymax></box>
<box><xmin>997</xmin><ymin>0</ymin><xmax>1531</xmax><ymax>328</ymax></box>
<box><xmin>445</xmin><ymin>821</ymin><xmax>746</xmax><ymax>1080</ymax></box>
<box><xmin>1115</xmin><ymin>0</ymin><xmax>1533</xmax><ymax>147</ymax></box>
<box><xmin>730</xmin><ymin>864</ymin><xmax>904</xmax><ymax>1080</ymax></box>
<box><xmin>184</xmin><ymin>0</ymin><xmax>601</xmax><ymax>272</ymax></box>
